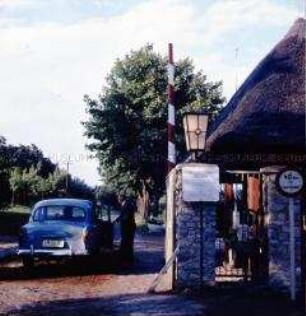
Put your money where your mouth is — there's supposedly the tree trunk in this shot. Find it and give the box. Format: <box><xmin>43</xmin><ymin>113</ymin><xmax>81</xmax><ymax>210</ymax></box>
<box><xmin>151</xmin><ymin>194</ymin><xmax>160</xmax><ymax>217</ymax></box>
<box><xmin>137</xmin><ymin>184</ymin><xmax>150</xmax><ymax>222</ymax></box>
<box><xmin>16</xmin><ymin>191</ymin><xmax>19</xmax><ymax>205</ymax></box>
<box><xmin>108</xmin><ymin>207</ymin><xmax>111</xmax><ymax>223</ymax></box>
<box><xmin>11</xmin><ymin>190</ymin><xmax>15</xmax><ymax>205</ymax></box>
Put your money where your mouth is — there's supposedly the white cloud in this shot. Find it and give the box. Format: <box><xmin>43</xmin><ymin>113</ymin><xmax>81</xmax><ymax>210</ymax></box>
<box><xmin>0</xmin><ymin>0</ymin><xmax>299</xmax><ymax>185</ymax></box>
<box><xmin>0</xmin><ymin>0</ymin><xmax>34</xmax><ymax>8</ymax></box>
<box><xmin>91</xmin><ymin>0</ymin><xmax>113</xmax><ymax>8</ymax></box>
<box><xmin>190</xmin><ymin>0</ymin><xmax>298</xmax><ymax>99</ymax></box>
<box><xmin>197</xmin><ymin>0</ymin><xmax>298</xmax><ymax>44</ymax></box>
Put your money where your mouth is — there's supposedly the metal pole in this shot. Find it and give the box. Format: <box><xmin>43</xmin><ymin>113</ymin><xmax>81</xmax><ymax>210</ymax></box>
<box><xmin>167</xmin><ymin>43</ymin><xmax>175</xmax><ymax>174</ymax></box>
<box><xmin>289</xmin><ymin>197</ymin><xmax>296</xmax><ymax>301</ymax></box>
<box><xmin>200</xmin><ymin>208</ymin><xmax>203</xmax><ymax>289</ymax></box>
<box><xmin>235</xmin><ymin>47</ymin><xmax>239</xmax><ymax>92</ymax></box>
<box><xmin>300</xmin><ymin>191</ymin><xmax>306</xmax><ymax>313</ymax></box>
<box><xmin>66</xmin><ymin>155</ymin><xmax>70</xmax><ymax>197</ymax></box>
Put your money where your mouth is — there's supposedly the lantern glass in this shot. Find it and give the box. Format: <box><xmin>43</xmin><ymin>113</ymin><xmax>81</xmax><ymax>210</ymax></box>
<box><xmin>183</xmin><ymin>112</ymin><xmax>209</xmax><ymax>152</ymax></box>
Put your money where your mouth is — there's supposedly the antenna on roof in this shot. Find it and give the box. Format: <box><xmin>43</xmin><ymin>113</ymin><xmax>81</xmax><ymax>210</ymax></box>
<box><xmin>297</xmin><ymin>0</ymin><xmax>306</xmax><ymax>17</ymax></box>
<box><xmin>235</xmin><ymin>47</ymin><xmax>239</xmax><ymax>92</ymax></box>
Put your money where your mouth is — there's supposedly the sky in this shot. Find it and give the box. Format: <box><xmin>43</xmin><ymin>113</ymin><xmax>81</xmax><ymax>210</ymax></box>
<box><xmin>0</xmin><ymin>0</ymin><xmax>302</xmax><ymax>186</ymax></box>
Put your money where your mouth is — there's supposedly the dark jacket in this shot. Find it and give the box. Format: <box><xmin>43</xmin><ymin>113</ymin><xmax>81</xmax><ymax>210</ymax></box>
<box><xmin>118</xmin><ymin>199</ymin><xmax>136</xmax><ymax>227</ymax></box>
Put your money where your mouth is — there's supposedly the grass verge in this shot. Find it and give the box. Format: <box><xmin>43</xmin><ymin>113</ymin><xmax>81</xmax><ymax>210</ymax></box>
<box><xmin>0</xmin><ymin>205</ymin><xmax>31</xmax><ymax>236</ymax></box>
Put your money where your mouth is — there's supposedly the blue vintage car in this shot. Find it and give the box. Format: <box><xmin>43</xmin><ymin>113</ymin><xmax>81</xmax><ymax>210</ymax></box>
<box><xmin>18</xmin><ymin>198</ymin><xmax>106</xmax><ymax>268</ymax></box>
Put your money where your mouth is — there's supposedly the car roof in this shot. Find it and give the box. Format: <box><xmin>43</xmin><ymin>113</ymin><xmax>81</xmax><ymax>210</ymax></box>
<box><xmin>33</xmin><ymin>198</ymin><xmax>93</xmax><ymax>209</ymax></box>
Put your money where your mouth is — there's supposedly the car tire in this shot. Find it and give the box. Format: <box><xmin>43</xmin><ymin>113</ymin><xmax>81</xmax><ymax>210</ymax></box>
<box><xmin>22</xmin><ymin>257</ymin><xmax>34</xmax><ymax>269</ymax></box>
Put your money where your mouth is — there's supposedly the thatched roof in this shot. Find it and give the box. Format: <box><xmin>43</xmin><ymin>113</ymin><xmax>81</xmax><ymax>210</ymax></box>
<box><xmin>206</xmin><ymin>18</ymin><xmax>305</xmax><ymax>154</ymax></box>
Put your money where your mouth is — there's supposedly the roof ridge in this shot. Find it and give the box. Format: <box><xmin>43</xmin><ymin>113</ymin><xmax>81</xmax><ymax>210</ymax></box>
<box><xmin>208</xmin><ymin>18</ymin><xmax>305</xmax><ymax>136</ymax></box>
<box><xmin>206</xmin><ymin>18</ymin><xmax>305</xmax><ymax>153</ymax></box>
<box><xmin>283</xmin><ymin>18</ymin><xmax>305</xmax><ymax>41</ymax></box>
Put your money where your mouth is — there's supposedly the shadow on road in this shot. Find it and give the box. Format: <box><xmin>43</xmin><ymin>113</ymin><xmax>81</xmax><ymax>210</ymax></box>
<box><xmin>0</xmin><ymin>231</ymin><xmax>165</xmax><ymax>281</ymax></box>
<box><xmin>6</xmin><ymin>293</ymin><xmax>204</xmax><ymax>316</ymax></box>
<box><xmin>0</xmin><ymin>248</ymin><xmax>164</xmax><ymax>281</ymax></box>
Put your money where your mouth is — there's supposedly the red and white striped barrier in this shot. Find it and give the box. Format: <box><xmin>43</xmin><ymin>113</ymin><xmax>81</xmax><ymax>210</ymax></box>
<box><xmin>167</xmin><ymin>43</ymin><xmax>175</xmax><ymax>173</ymax></box>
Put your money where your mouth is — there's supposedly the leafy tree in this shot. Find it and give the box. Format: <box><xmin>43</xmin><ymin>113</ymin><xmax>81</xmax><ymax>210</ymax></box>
<box><xmin>5</xmin><ymin>143</ymin><xmax>55</xmax><ymax>177</ymax></box>
<box><xmin>9</xmin><ymin>166</ymin><xmax>39</xmax><ymax>205</ymax></box>
<box><xmin>0</xmin><ymin>138</ymin><xmax>13</xmax><ymax>207</ymax></box>
<box><xmin>49</xmin><ymin>167</ymin><xmax>67</xmax><ymax>196</ymax></box>
<box><xmin>0</xmin><ymin>138</ymin><xmax>57</xmax><ymax>206</ymax></box>
<box><xmin>43</xmin><ymin>167</ymin><xmax>94</xmax><ymax>201</ymax></box>
<box><xmin>8</xmin><ymin>165</ymin><xmax>94</xmax><ymax>205</ymax></box>
<box><xmin>2</xmin><ymin>139</ymin><xmax>95</xmax><ymax>207</ymax></box>
<box><xmin>34</xmin><ymin>172</ymin><xmax>54</xmax><ymax>200</ymax></box>
<box><xmin>95</xmin><ymin>185</ymin><xmax>118</xmax><ymax>221</ymax></box>
<box><xmin>83</xmin><ymin>45</ymin><xmax>225</xmax><ymax>219</ymax></box>
<box><xmin>68</xmin><ymin>177</ymin><xmax>94</xmax><ymax>201</ymax></box>
<box><xmin>9</xmin><ymin>167</ymin><xmax>22</xmax><ymax>205</ymax></box>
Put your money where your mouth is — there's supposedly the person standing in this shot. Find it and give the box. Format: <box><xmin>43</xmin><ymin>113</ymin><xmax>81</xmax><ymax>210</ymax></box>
<box><xmin>116</xmin><ymin>194</ymin><xmax>136</xmax><ymax>266</ymax></box>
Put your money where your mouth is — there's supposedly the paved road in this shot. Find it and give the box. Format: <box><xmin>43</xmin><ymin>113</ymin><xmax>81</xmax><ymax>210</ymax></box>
<box><xmin>0</xmin><ymin>227</ymin><xmax>205</xmax><ymax>316</ymax></box>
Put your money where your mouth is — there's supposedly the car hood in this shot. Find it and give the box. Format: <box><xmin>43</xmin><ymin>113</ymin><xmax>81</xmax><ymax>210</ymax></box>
<box><xmin>22</xmin><ymin>221</ymin><xmax>86</xmax><ymax>238</ymax></box>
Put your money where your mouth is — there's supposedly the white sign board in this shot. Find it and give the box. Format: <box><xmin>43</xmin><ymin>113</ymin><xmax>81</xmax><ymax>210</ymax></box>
<box><xmin>182</xmin><ymin>164</ymin><xmax>220</xmax><ymax>202</ymax></box>
<box><xmin>277</xmin><ymin>169</ymin><xmax>304</xmax><ymax>196</ymax></box>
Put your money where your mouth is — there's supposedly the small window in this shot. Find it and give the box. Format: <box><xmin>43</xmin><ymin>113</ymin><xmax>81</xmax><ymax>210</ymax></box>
<box><xmin>33</xmin><ymin>205</ymin><xmax>87</xmax><ymax>222</ymax></box>
<box><xmin>70</xmin><ymin>207</ymin><xmax>86</xmax><ymax>221</ymax></box>
<box><xmin>33</xmin><ymin>208</ymin><xmax>45</xmax><ymax>221</ymax></box>
<box><xmin>46</xmin><ymin>206</ymin><xmax>65</xmax><ymax>220</ymax></box>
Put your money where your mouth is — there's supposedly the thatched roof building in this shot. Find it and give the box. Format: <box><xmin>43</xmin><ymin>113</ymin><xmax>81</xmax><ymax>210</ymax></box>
<box><xmin>206</xmin><ymin>18</ymin><xmax>305</xmax><ymax>154</ymax></box>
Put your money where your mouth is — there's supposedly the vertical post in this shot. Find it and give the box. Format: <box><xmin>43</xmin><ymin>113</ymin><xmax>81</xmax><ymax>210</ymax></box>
<box><xmin>107</xmin><ymin>206</ymin><xmax>111</xmax><ymax>223</ymax></box>
<box><xmin>172</xmin><ymin>187</ymin><xmax>177</xmax><ymax>289</ymax></box>
<box><xmin>66</xmin><ymin>155</ymin><xmax>71</xmax><ymax>197</ymax></box>
<box><xmin>200</xmin><ymin>208</ymin><xmax>203</xmax><ymax>289</ymax></box>
<box><xmin>166</xmin><ymin>168</ymin><xmax>177</xmax><ymax>289</ymax></box>
<box><xmin>300</xmin><ymin>193</ymin><xmax>305</xmax><ymax>313</ymax></box>
<box><xmin>289</xmin><ymin>197</ymin><xmax>296</xmax><ymax>301</ymax></box>
<box><xmin>167</xmin><ymin>43</ymin><xmax>175</xmax><ymax>174</ymax></box>
<box><xmin>167</xmin><ymin>44</ymin><xmax>176</xmax><ymax>287</ymax></box>
<box><xmin>235</xmin><ymin>47</ymin><xmax>239</xmax><ymax>92</ymax></box>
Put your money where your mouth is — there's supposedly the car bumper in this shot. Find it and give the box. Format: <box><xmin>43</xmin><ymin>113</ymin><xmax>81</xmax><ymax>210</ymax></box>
<box><xmin>18</xmin><ymin>247</ymin><xmax>73</xmax><ymax>257</ymax></box>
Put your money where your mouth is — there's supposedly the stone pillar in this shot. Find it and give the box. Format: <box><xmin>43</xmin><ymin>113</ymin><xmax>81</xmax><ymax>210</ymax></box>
<box><xmin>261</xmin><ymin>166</ymin><xmax>302</xmax><ymax>292</ymax></box>
<box><xmin>175</xmin><ymin>167</ymin><xmax>216</xmax><ymax>289</ymax></box>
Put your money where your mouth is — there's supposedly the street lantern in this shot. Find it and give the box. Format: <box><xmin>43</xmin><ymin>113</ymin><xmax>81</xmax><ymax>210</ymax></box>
<box><xmin>183</xmin><ymin>112</ymin><xmax>209</xmax><ymax>153</ymax></box>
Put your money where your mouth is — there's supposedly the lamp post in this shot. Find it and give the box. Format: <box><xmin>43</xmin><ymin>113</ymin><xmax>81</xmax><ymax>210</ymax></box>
<box><xmin>183</xmin><ymin>112</ymin><xmax>209</xmax><ymax>160</ymax></box>
<box><xmin>183</xmin><ymin>111</ymin><xmax>209</xmax><ymax>289</ymax></box>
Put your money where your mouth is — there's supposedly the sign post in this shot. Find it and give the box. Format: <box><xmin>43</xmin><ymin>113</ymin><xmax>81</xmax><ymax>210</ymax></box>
<box><xmin>276</xmin><ymin>169</ymin><xmax>304</xmax><ymax>301</ymax></box>
<box><xmin>289</xmin><ymin>197</ymin><xmax>296</xmax><ymax>301</ymax></box>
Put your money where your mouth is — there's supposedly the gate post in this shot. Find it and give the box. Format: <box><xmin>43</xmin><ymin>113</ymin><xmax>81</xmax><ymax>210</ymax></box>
<box><xmin>261</xmin><ymin>166</ymin><xmax>303</xmax><ymax>295</ymax></box>
<box><xmin>165</xmin><ymin>168</ymin><xmax>177</xmax><ymax>290</ymax></box>
<box><xmin>174</xmin><ymin>163</ymin><xmax>218</xmax><ymax>289</ymax></box>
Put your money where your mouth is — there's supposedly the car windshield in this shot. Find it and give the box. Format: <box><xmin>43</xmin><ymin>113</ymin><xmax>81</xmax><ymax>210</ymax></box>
<box><xmin>33</xmin><ymin>205</ymin><xmax>87</xmax><ymax>222</ymax></box>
